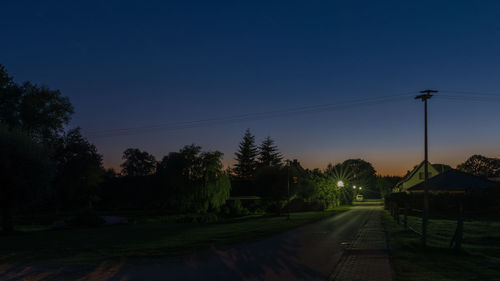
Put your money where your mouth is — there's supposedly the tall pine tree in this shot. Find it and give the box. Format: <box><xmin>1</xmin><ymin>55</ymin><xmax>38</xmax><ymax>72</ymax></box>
<box><xmin>234</xmin><ymin>129</ymin><xmax>258</xmax><ymax>179</ymax></box>
<box><xmin>258</xmin><ymin>136</ymin><xmax>283</xmax><ymax>167</ymax></box>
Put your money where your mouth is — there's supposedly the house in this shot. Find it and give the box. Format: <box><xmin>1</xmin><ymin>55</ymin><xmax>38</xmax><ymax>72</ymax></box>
<box><xmin>407</xmin><ymin>169</ymin><xmax>496</xmax><ymax>193</ymax></box>
<box><xmin>394</xmin><ymin>161</ymin><xmax>448</xmax><ymax>192</ymax></box>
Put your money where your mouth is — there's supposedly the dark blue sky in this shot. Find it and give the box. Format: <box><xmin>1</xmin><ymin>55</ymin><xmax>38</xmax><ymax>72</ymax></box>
<box><xmin>2</xmin><ymin>0</ymin><xmax>500</xmax><ymax>175</ymax></box>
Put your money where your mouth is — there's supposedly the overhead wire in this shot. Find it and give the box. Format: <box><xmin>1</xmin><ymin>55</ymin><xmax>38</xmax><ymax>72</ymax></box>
<box><xmin>87</xmin><ymin>92</ymin><xmax>414</xmax><ymax>138</ymax></box>
<box><xmin>86</xmin><ymin>90</ymin><xmax>499</xmax><ymax>138</ymax></box>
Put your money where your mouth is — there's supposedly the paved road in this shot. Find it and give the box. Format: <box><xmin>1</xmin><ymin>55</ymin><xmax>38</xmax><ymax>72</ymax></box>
<box><xmin>1</xmin><ymin>205</ymin><xmax>381</xmax><ymax>281</ymax></box>
<box><xmin>116</xmin><ymin>205</ymin><xmax>378</xmax><ymax>281</ymax></box>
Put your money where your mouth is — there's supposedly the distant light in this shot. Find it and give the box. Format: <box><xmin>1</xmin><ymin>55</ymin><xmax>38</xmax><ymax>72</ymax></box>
<box><xmin>337</xmin><ymin>180</ymin><xmax>344</xmax><ymax>187</ymax></box>
<box><xmin>353</xmin><ymin>185</ymin><xmax>357</xmax><ymax>189</ymax></box>
<box><xmin>359</xmin><ymin>187</ymin><xmax>363</xmax><ymax>190</ymax></box>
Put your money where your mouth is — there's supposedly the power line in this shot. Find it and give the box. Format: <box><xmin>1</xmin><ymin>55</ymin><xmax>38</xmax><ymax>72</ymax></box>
<box><xmin>439</xmin><ymin>90</ymin><xmax>500</xmax><ymax>97</ymax></box>
<box><xmin>435</xmin><ymin>95</ymin><xmax>500</xmax><ymax>102</ymax></box>
<box><xmin>86</xmin><ymin>93</ymin><xmax>414</xmax><ymax>138</ymax></box>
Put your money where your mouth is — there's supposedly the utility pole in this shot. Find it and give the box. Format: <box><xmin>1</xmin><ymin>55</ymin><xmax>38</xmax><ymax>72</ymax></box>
<box><xmin>415</xmin><ymin>89</ymin><xmax>437</xmax><ymax>248</ymax></box>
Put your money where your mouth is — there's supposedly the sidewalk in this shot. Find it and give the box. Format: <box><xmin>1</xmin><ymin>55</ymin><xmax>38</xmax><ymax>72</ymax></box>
<box><xmin>329</xmin><ymin>208</ymin><xmax>393</xmax><ymax>281</ymax></box>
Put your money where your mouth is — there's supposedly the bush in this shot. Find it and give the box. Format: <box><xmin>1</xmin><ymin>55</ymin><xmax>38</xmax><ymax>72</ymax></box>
<box><xmin>196</xmin><ymin>213</ymin><xmax>218</xmax><ymax>223</ymax></box>
<box><xmin>221</xmin><ymin>200</ymin><xmax>250</xmax><ymax>217</ymax></box>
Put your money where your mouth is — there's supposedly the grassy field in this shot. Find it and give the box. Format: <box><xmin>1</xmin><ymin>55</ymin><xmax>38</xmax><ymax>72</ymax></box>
<box><xmin>0</xmin><ymin>207</ymin><xmax>349</xmax><ymax>265</ymax></box>
<box><xmin>383</xmin><ymin>211</ymin><xmax>500</xmax><ymax>281</ymax></box>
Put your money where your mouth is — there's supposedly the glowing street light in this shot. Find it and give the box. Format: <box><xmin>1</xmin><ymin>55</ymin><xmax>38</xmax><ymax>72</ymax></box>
<box><xmin>353</xmin><ymin>185</ymin><xmax>357</xmax><ymax>189</ymax></box>
<box><xmin>337</xmin><ymin>180</ymin><xmax>344</xmax><ymax>188</ymax></box>
<box><xmin>359</xmin><ymin>187</ymin><xmax>362</xmax><ymax>190</ymax></box>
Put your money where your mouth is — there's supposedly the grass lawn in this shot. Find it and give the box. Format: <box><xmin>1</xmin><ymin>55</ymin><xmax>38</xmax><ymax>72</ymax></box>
<box><xmin>0</xmin><ymin>207</ymin><xmax>349</xmax><ymax>265</ymax></box>
<box><xmin>383</xmin><ymin>211</ymin><xmax>500</xmax><ymax>281</ymax></box>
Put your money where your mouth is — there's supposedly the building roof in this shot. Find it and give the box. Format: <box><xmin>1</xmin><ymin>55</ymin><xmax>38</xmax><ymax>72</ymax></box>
<box><xmin>407</xmin><ymin>169</ymin><xmax>496</xmax><ymax>191</ymax></box>
<box><xmin>396</xmin><ymin>161</ymin><xmax>432</xmax><ymax>187</ymax></box>
<box><xmin>432</xmin><ymin>164</ymin><xmax>452</xmax><ymax>173</ymax></box>
<box><xmin>395</xmin><ymin>161</ymin><xmax>452</xmax><ymax>188</ymax></box>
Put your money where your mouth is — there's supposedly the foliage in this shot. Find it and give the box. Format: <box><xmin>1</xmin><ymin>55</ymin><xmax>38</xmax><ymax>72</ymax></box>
<box><xmin>221</xmin><ymin>199</ymin><xmax>250</xmax><ymax>217</ymax></box>
<box><xmin>258</xmin><ymin>136</ymin><xmax>283</xmax><ymax>167</ymax></box>
<box><xmin>326</xmin><ymin>159</ymin><xmax>378</xmax><ymax>199</ymax></box>
<box><xmin>0</xmin><ymin>65</ymin><xmax>74</xmax><ymax>144</ymax></box>
<box><xmin>233</xmin><ymin>129</ymin><xmax>258</xmax><ymax>179</ymax></box>
<box><xmin>157</xmin><ymin>145</ymin><xmax>231</xmax><ymax>213</ymax></box>
<box><xmin>457</xmin><ymin>154</ymin><xmax>500</xmax><ymax>177</ymax></box>
<box><xmin>376</xmin><ymin>175</ymin><xmax>402</xmax><ymax>197</ymax></box>
<box><xmin>0</xmin><ymin>126</ymin><xmax>53</xmax><ymax>233</ymax></box>
<box><xmin>121</xmin><ymin>148</ymin><xmax>157</xmax><ymax>177</ymax></box>
<box><xmin>53</xmin><ymin>128</ymin><xmax>104</xmax><ymax>210</ymax></box>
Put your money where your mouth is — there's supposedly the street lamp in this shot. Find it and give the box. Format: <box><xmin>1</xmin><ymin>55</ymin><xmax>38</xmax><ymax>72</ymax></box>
<box><xmin>353</xmin><ymin>185</ymin><xmax>357</xmax><ymax>189</ymax></box>
<box><xmin>337</xmin><ymin>180</ymin><xmax>344</xmax><ymax>188</ymax></box>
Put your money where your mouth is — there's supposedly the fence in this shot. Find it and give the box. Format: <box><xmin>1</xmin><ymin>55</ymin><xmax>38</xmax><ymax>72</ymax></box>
<box><xmin>385</xmin><ymin>190</ymin><xmax>500</xmax><ymax>251</ymax></box>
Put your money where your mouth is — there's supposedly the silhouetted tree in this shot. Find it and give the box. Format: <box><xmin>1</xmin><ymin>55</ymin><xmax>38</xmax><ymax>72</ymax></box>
<box><xmin>258</xmin><ymin>136</ymin><xmax>282</xmax><ymax>167</ymax></box>
<box><xmin>340</xmin><ymin>159</ymin><xmax>378</xmax><ymax>198</ymax></box>
<box><xmin>121</xmin><ymin>148</ymin><xmax>157</xmax><ymax>177</ymax></box>
<box><xmin>457</xmin><ymin>155</ymin><xmax>500</xmax><ymax>177</ymax></box>
<box><xmin>158</xmin><ymin>145</ymin><xmax>230</xmax><ymax>212</ymax></box>
<box><xmin>234</xmin><ymin>129</ymin><xmax>258</xmax><ymax>179</ymax></box>
<box><xmin>0</xmin><ymin>65</ymin><xmax>74</xmax><ymax>145</ymax></box>
<box><xmin>376</xmin><ymin>175</ymin><xmax>402</xmax><ymax>197</ymax></box>
<box><xmin>53</xmin><ymin>128</ymin><xmax>104</xmax><ymax>210</ymax></box>
<box><xmin>197</xmin><ymin>151</ymin><xmax>231</xmax><ymax>212</ymax></box>
<box><xmin>0</xmin><ymin>126</ymin><xmax>53</xmax><ymax>233</ymax></box>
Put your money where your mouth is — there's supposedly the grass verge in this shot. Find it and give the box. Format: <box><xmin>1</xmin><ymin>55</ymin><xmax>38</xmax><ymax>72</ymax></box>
<box><xmin>383</xmin><ymin>211</ymin><xmax>500</xmax><ymax>281</ymax></box>
<box><xmin>0</xmin><ymin>207</ymin><xmax>349</xmax><ymax>265</ymax></box>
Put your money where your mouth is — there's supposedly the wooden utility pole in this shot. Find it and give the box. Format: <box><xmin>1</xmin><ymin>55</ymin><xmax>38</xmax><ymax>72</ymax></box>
<box><xmin>415</xmin><ymin>89</ymin><xmax>437</xmax><ymax>248</ymax></box>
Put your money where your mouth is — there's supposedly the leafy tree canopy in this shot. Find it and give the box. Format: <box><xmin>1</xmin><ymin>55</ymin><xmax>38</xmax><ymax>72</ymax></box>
<box><xmin>121</xmin><ymin>148</ymin><xmax>157</xmax><ymax>177</ymax></box>
<box><xmin>457</xmin><ymin>155</ymin><xmax>500</xmax><ymax>177</ymax></box>
<box><xmin>53</xmin><ymin>127</ymin><xmax>104</xmax><ymax>209</ymax></box>
<box><xmin>0</xmin><ymin>65</ymin><xmax>74</xmax><ymax>143</ymax></box>
<box><xmin>159</xmin><ymin>144</ymin><xmax>230</xmax><ymax>212</ymax></box>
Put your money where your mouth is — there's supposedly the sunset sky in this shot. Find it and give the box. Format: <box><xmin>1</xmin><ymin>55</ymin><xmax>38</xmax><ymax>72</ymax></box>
<box><xmin>2</xmin><ymin>0</ymin><xmax>499</xmax><ymax>175</ymax></box>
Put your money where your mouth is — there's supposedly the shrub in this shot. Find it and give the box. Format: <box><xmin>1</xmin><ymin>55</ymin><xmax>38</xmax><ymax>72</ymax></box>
<box><xmin>196</xmin><ymin>213</ymin><xmax>218</xmax><ymax>223</ymax></box>
<box><xmin>221</xmin><ymin>199</ymin><xmax>250</xmax><ymax>217</ymax></box>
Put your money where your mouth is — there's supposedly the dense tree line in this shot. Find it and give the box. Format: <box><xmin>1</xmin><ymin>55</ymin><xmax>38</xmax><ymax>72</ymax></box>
<box><xmin>230</xmin><ymin>130</ymin><xmax>387</xmax><ymax>214</ymax></box>
<box><xmin>2</xmin><ymin>64</ymin><xmax>497</xmax><ymax>234</ymax></box>
<box><xmin>0</xmin><ymin>62</ymin><xmax>412</xmax><ymax>234</ymax></box>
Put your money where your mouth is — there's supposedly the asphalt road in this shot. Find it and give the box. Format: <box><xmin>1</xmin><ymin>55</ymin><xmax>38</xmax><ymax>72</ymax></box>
<box><xmin>112</xmin><ymin>205</ymin><xmax>379</xmax><ymax>281</ymax></box>
<box><xmin>0</xmin><ymin>204</ymin><xmax>381</xmax><ymax>281</ymax></box>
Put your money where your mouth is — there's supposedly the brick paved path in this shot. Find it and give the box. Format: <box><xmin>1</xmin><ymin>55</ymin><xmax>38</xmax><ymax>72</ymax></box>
<box><xmin>330</xmin><ymin>207</ymin><xmax>393</xmax><ymax>281</ymax></box>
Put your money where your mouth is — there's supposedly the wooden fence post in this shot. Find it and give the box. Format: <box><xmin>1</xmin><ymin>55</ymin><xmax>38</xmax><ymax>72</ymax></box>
<box><xmin>396</xmin><ymin>205</ymin><xmax>400</xmax><ymax>225</ymax></box>
<box><xmin>455</xmin><ymin>202</ymin><xmax>464</xmax><ymax>251</ymax></box>
<box><xmin>404</xmin><ymin>206</ymin><xmax>408</xmax><ymax>229</ymax></box>
<box><xmin>450</xmin><ymin>201</ymin><xmax>464</xmax><ymax>251</ymax></box>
